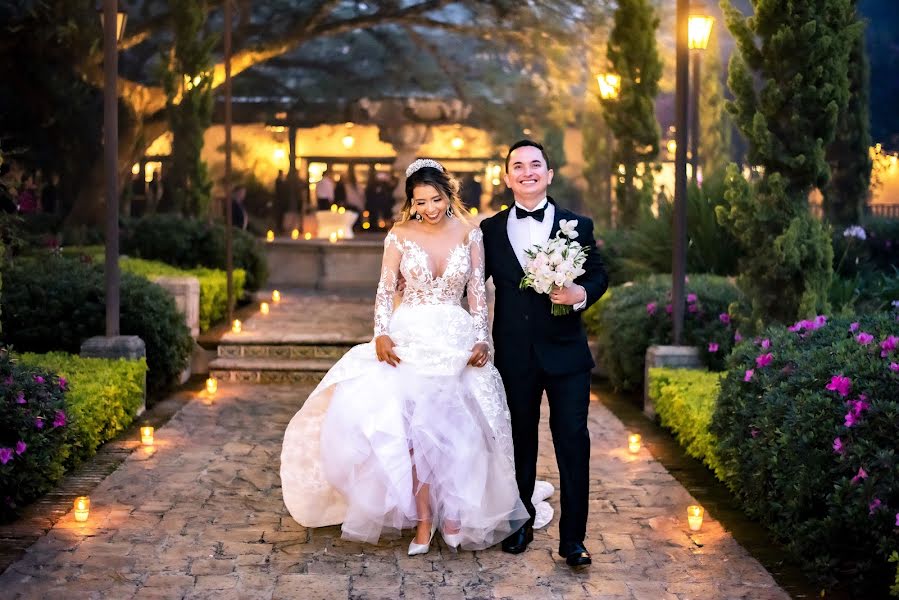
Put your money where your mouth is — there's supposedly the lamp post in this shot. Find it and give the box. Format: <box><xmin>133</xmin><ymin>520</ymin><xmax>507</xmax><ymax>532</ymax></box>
<box><xmin>688</xmin><ymin>11</ymin><xmax>714</xmax><ymax>184</ymax></box>
<box><xmin>99</xmin><ymin>1</ymin><xmax>127</xmax><ymax>336</ymax></box>
<box><xmin>597</xmin><ymin>72</ymin><xmax>621</xmax><ymax>228</ymax></box>
<box><xmin>673</xmin><ymin>0</ymin><xmax>690</xmax><ymax>345</ymax></box>
<box><xmin>223</xmin><ymin>0</ymin><xmax>234</xmax><ymax>323</ymax></box>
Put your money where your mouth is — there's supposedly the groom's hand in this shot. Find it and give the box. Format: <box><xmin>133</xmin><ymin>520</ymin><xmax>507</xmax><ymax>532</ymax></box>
<box><xmin>375</xmin><ymin>335</ymin><xmax>401</xmax><ymax>367</ymax></box>
<box><xmin>550</xmin><ymin>284</ymin><xmax>586</xmax><ymax>306</ymax></box>
<box><xmin>467</xmin><ymin>342</ymin><xmax>490</xmax><ymax>368</ymax></box>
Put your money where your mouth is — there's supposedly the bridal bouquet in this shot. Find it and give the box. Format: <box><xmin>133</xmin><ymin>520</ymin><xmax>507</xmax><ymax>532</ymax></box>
<box><xmin>519</xmin><ymin>219</ymin><xmax>588</xmax><ymax>316</ymax></box>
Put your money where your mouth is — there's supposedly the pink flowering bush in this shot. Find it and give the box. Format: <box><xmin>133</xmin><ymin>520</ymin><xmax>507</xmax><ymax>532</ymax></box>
<box><xmin>712</xmin><ymin>314</ymin><xmax>899</xmax><ymax>594</ymax></box>
<box><xmin>583</xmin><ymin>274</ymin><xmax>744</xmax><ymax>391</ymax></box>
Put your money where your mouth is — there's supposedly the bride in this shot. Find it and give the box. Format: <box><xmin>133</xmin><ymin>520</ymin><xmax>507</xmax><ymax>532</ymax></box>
<box><xmin>280</xmin><ymin>159</ymin><xmax>531</xmax><ymax>554</ymax></box>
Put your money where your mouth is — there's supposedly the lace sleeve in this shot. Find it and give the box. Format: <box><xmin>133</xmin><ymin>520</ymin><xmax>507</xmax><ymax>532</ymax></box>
<box><xmin>374</xmin><ymin>232</ymin><xmax>402</xmax><ymax>337</ymax></box>
<box><xmin>466</xmin><ymin>228</ymin><xmax>489</xmax><ymax>344</ymax></box>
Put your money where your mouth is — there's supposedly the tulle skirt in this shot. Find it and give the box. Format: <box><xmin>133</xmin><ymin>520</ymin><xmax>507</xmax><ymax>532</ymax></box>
<box><xmin>280</xmin><ymin>303</ymin><xmax>529</xmax><ymax>550</ymax></box>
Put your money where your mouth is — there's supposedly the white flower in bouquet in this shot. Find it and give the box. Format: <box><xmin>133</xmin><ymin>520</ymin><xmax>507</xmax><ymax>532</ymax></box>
<box><xmin>520</xmin><ymin>219</ymin><xmax>588</xmax><ymax>316</ymax></box>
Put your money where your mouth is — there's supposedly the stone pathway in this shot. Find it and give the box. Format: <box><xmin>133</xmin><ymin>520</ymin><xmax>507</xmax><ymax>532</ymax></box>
<box><xmin>0</xmin><ymin>291</ymin><xmax>791</xmax><ymax>599</ymax></box>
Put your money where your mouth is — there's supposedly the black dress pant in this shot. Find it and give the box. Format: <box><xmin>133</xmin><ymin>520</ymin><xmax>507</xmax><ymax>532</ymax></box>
<box><xmin>500</xmin><ymin>351</ymin><xmax>591</xmax><ymax>546</ymax></box>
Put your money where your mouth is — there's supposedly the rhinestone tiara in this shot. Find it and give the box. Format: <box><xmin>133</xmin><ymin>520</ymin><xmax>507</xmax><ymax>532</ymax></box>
<box><xmin>405</xmin><ymin>158</ymin><xmax>444</xmax><ymax>178</ymax></box>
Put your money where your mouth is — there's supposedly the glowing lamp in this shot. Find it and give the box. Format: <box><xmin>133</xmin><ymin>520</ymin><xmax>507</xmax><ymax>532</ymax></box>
<box><xmin>304</xmin><ymin>232</ymin><xmax>312</xmax><ymax>240</ymax></box>
<box><xmin>596</xmin><ymin>73</ymin><xmax>621</xmax><ymax>100</ymax></box>
<box><xmin>291</xmin><ymin>228</ymin><xmax>300</xmax><ymax>240</ymax></box>
<box><xmin>232</xmin><ymin>319</ymin><xmax>242</xmax><ymax>333</ymax></box>
<box><xmin>338</xmin><ymin>206</ymin><xmax>346</xmax><ymax>214</ymax></box>
<box><xmin>206</xmin><ymin>377</ymin><xmax>218</xmax><ymax>394</ymax></box>
<box><xmin>628</xmin><ymin>433</ymin><xmax>642</xmax><ymax>454</ymax></box>
<box><xmin>687</xmin><ymin>505</ymin><xmax>704</xmax><ymax>531</ymax></box>
<box><xmin>140</xmin><ymin>426</ymin><xmax>154</xmax><ymax>446</ymax></box>
<box><xmin>266</xmin><ymin>230</ymin><xmax>275</xmax><ymax>242</ymax></box>
<box><xmin>688</xmin><ymin>15</ymin><xmax>714</xmax><ymax>50</ymax></box>
<box><xmin>362</xmin><ymin>222</ymin><xmax>371</xmax><ymax>230</ymax></box>
<box><xmin>337</xmin><ymin>228</ymin><xmax>345</xmax><ymax>239</ymax></box>
<box><xmin>260</xmin><ymin>302</ymin><xmax>270</xmax><ymax>315</ymax></box>
<box><xmin>272</xmin><ymin>290</ymin><xmax>281</xmax><ymax>303</ymax></box>
<box><xmin>73</xmin><ymin>496</ymin><xmax>91</xmax><ymax>522</ymax></box>
<box><xmin>342</xmin><ymin>135</ymin><xmax>355</xmax><ymax>149</ymax></box>
<box><xmin>451</xmin><ymin>136</ymin><xmax>464</xmax><ymax>150</ymax></box>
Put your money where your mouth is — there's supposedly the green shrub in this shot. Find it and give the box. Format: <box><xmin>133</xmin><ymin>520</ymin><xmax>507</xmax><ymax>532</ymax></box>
<box><xmin>1</xmin><ymin>256</ymin><xmax>192</xmax><ymax>394</ymax></box>
<box><xmin>648</xmin><ymin>367</ymin><xmax>726</xmax><ymax>481</ymax></box>
<box><xmin>121</xmin><ymin>214</ymin><xmax>268</xmax><ymax>291</ymax></box>
<box><xmin>0</xmin><ymin>350</ymin><xmax>71</xmax><ymax>522</ymax></box>
<box><xmin>583</xmin><ymin>274</ymin><xmax>744</xmax><ymax>391</ymax></box>
<box><xmin>712</xmin><ymin>313</ymin><xmax>899</xmax><ymax>594</ymax></box>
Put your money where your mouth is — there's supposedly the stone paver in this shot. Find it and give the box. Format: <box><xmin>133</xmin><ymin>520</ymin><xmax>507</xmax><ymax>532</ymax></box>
<box><xmin>0</xmin><ymin>292</ymin><xmax>790</xmax><ymax>599</ymax></box>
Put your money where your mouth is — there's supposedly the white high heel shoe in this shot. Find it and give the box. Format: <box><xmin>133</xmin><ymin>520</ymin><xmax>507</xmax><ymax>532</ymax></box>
<box><xmin>442</xmin><ymin>530</ymin><xmax>463</xmax><ymax>549</ymax></box>
<box><xmin>408</xmin><ymin>522</ymin><xmax>437</xmax><ymax>556</ymax></box>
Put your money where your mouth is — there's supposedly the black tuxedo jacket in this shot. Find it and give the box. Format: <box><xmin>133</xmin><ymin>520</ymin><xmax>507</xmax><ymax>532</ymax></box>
<box><xmin>480</xmin><ymin>198</ymin><xmax>609</xmax><ymax>377</ymax></box>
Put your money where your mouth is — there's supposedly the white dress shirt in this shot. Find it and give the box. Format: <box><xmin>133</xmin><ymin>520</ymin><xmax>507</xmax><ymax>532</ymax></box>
<box><xmin>506</xmin><ymin>198</ymin><xmax>587</xmax><ymax>311</ymax></box>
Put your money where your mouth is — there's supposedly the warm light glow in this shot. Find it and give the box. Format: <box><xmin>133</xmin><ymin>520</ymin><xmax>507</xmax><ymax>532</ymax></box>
<box><xmin>131</xmin><ymin>163</ymin><xmax>140</xmax><ymax>175</ymax></box>
<box><xmin>273</xmin><ymin>148</ymin><xmax>286</xmax><ymax>161</ymax></box>
<box><xmin>469</xmin><ymin>207</ymin><xmax>479</xmax><ymax>216</ymax></box>
<box><xmin>667</xmin><ymin>139</ymin><xmax>678</xmax><ymax>155</ymax></box>
<box><xmin>329</xmin><ymin>232</ymin><xmax>338</xmax><ymax>243</ymax></box>
<box><xmin>628</xmin><ymin>433</ymin><xmax>642</xmax><ymax>454</ymax></box>
<box><xmin>451</xmin><ymin>136</ymin><xmax>464</xmax><ymax>150</ymax></box>
<box><xmin>338</xmin><ymin>206</ymin><xmax>346</xmax><ymax>215</ymax></box>
<box><xmin>260</xmin><ymin>302</ymin><xmax>270</xmax><ymax>315</ymax></box>
<box><xmin>140</xmin><ymin>426</ymin><xmax>154</xmax><ymax>446</ymax></box>
<box><xmin>272</xmin><ymin>290</ymin><xmax>281</xmax><ymax>303</ymax></box>
<box><xmin>266</xmin><ymin>230</ymin><xmax>275</xmax><ymax>242</ymax></box>
<box><xmin>597</xmin><ymin>73</ymin><xmax>621</xmax><ymax>100</ymax></box>
<box><xmin>363</xmin><ymin>210</ymin><xmax>370</xmax><ymax>218</ymax></box>
<box><xmin>205</xmin><ymin>377</ymin><xmax>218</xmax><ymax>394</ymax></box>
<box><xmin>688</xmin><ymin>15</ymin><xmax>715</xmax><ymax>50</ymax></box>
<box><xmin>377</xmin><ymin>220</ymin><xmax>386</xmax><ymax>229</ymax></box>
<box><xmin>99</xmin><ymin>10</ymin><xmax>128</xmax><ymax>43</ymax></box>
<box><xmin>291</xmin><ymin>228</ymin><xmax>300</xmax><ymax>240</ymax></box>
<box><xmin>491</xmin><ymin>178</ymin><xmax>501</xmax><ymax>186</ymax></box>
<box><xmin>232</xmin><ymin>319</ymin><xmax>242</xmax><ymax>333</ymax></box>
<box><xmin>73</xmin><ymin>496</ymin><xmax>90</xmax><ymax>522</ymax></box>
<box><xmin>362</xmin><ymin>222</ymin><xmax>371</xmax><ymax>230</ymax></box>
<box><xmin>687</xmin><ymin>505</ymin><xmax>704</xmax><ymax>531</ymax></box>
<box><xmin>304</xmin><ymin>232</ymin><xmax>312</xmax><ymax>240</ymax></box>
<box><xmin>500</xmin><ymin>204</ymin><xmax>509</xmax><ymax>211</ymax></box>
<box><xmin>337</xmin><ymin>228</ymin><xmax>345</xmax><ymax>239</ymax></box>
<box><xmin>330</xmin><ymin>204</ymin><xmax>338</xmax><ymax>213</ymax></box>
<box><xmin>342</xmin><ymin>135</ymin><xmax>355</xmax><ymax>149</ymax></box>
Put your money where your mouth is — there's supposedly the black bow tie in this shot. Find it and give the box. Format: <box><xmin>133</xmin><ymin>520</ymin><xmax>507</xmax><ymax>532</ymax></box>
<box><xmin>515</xmin><ymin>205</ymin><xmax>546</xmax><ymax>222</ymax></box>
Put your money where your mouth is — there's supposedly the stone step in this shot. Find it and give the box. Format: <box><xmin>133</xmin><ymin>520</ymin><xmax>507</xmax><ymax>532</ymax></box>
<box><xmin>208</xmin><ymin>357</ymin><xmax>334</xmax><ymax>385</ymax></box>
<box><xmin>216</xmin><ymin>342</ymin><xmax>360</xmax><ymax>361</ymax></box>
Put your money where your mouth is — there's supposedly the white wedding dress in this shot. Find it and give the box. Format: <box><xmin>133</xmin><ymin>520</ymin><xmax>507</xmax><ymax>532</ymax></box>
<box><xmin>280</xmin><ymin>227</ymin><xmax>537</xmax><ymax>550</ymax></box>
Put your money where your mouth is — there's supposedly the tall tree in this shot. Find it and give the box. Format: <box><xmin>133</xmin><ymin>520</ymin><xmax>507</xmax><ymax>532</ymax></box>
<box><xmin>718</xmin><ymin>0</ymin><xmax>859</xmax><ymax>325</ymax></box>
<box><xmin>602</xmin><ymin>0</ymin><xmax>662</xmax><ymax>228</ymax></box>
<box><xmin>160</xmin><ymin>0</ymin><xmax>215</xmax><ymax>217</ymax></box>
<box><xmin>698</xmin><ymin>27</ymin><xmax>732</xmax><ymax>180</ymax></box>
<box><xmin>823</xmin><ymin>2</ymin><xmax>872</xmax><ymax>226</ymax></box>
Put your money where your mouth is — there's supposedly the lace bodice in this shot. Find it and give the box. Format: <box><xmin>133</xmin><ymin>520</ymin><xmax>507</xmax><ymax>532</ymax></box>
<box><xmin>374</xmin><ymin>227</ymin><xmax>488</xmax><ymax>343</ymax></box>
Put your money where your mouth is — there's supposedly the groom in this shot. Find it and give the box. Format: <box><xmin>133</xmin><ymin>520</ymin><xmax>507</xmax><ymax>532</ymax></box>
<box><xmin>480</xmin><ymin>140</ymin><xmax>608</xmax><ymax>567</ymax></box>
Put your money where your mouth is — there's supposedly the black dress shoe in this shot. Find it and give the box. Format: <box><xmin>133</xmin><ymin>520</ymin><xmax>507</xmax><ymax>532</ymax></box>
<box><xmin>559</xmin><ymin>542</ymin><xmax>592</xmax><ymax>568</ymax></box>
<box><xmin>501</xmin><ymin>524</ymin><xmax>533</xmax><ymax>554</ymax></box>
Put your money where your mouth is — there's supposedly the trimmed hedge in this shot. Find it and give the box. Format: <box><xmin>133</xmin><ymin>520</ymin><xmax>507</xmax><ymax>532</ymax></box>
<box><xmin>648</xmin><ymin>367</ymin><xmax>726</xmax><ymax>481</ymax></box>
<box><xmin>121</xmin><ymin>214</ymin><xmax>268</xmax><ymax>291</ymax></box>
<box><xmin>584</xmin><ymin>274</ymin><xmax>744</xmax><ymax>391</ymax></box>
<box><xmin>1</xmin><ymin>351</ymin><xmax>146</xmax><ymax>521</ymax></box>
<box><xmin>712</xmin><ymin>313</ymin><xmax>899</xmax><ymax>594</ymax></box>
<box><xmin>1</xmin><ymin>256</ymin><xmax>191</xmax><ymax>394</ymax></box>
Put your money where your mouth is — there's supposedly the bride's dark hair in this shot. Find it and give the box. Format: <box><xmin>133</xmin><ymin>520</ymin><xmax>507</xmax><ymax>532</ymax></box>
<box><xmin>399</xmin><ymin>165</ymin><xmax>468</xmax><ymax>223</ymax></box>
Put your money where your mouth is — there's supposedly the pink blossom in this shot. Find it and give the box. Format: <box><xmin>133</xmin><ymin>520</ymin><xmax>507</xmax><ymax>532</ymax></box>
<box><xmin>646</xmin><ymin>302</ymin><xmax>657</xmax><ymax>315</ymax></box>
<box><xmin>869</xmin><ymin>498</ymin><xmax>882</xmax><ymax>515</ymax></box>
<box><xmin>756</xmin><ymin>353</ymin><xmax>774</xmax><ymax>368</ymax></box>
<box><xmin>708</xmin><ymin>343</ymin><xmax>719</xmax><ymax>353</ymax></box>
<box><xmin>34</xmin><ymin>375</ymin><xmax>44</xmax><ymax>384</ymax></box>
<box><xmin>856</xmin><ymin>332</ymin><xmax>875</xmax><ymax>346</ymax></box>
<box><xmin>891</xmin><ymin>362</ymin><xmax>899</xmax><ymax>372</ymax></box>
<box><xmin>895</xmin><ymin>513</ymin><xmax>899</xmax><ymax>527</ymax></box>
<box><xmin>851</xmin><ymin>467</ymin><xmax>868</xmax><ymax>485</ymax></box>
<box><xmin>0</xmin><ymin>448</ymin><xmax>12</xmax><ymax>465</ymax></box>
<box><xmin>665</xmin><ymin>303</ymin><xmax>673</xmax><ymax>314</ymax></box>
<box><xmin>3</xmin><ymin>376</ymin><xmax>11</xmax><ymax>385</ymax></box>
<box><xmin>15</xmin><ymin>392</ymin><xmax>25</xmax><ymax>405</ymax></box>
<box><xmin>760</xmin><ymin>338</ymin><xmax>771</xmax><ymax>349</ymax></box>
<box><xmin>832</xmin><ymin>437</ymin><xmax>844</xmax><ymax>454</ymax></box>
<box><xmin>880</xmin><ymin>335</ymin><xmax>898</xmax><ymax>357</ymax></box>
<box><xmin>826</xmin><ymin>375</ymin><xmax>852</xmax><ymax>397</ymax></box>
<box><xmin>844</xmin><ymin>410</ymin><xmax>858</xmax><ymax>428</ymax></box>
<box><xmin>813</xmin><ymin>315</ymin><xmax>828</xmax><ymax>329</ymax></box>
<box><xmin>734</xmin><ymin>331</ymin><xmax>743</xmax><ymax>343</ymax></box>
<box><xmin>58</xmin><ymin>377</ymin><xmax>68</xmax><ymax>390</ymax></box>
<box><xmin>750</xmin><ymin>427</ymin><xmax>760</xmax><ymax>438</ymax></box>
<box><xmin>744</xmin><ymin>369</ymin><xmax>754</xmax><ymax>382</ymax></box>
<box><xmin>687</xmin><ymin>293</ymin><xmax>697</xmax><ymax>303</ymax></box>
<box><xmin>849</xmin><ymin>322</ymin><xmax>859</xmax><ymax>332</ymax></box>
<box><xmin>14</xmin><ymin>441</ymin><xmax>26</xmax><ymax>455</ymax></box>
<box><xmin>53</xmin><ymin>410</ymin><xmax>67</xmax><ymax>428</ymax></box>
<box><xmin>688</xmin><ymin>303</ymin><xmax>699</xmax><ymax>313</ymax></box>
<box><xmin>719</xmin><ymin>313</ymin><xmax>730</xmax><ymax>324</ymax></box>
<box><xmin>34</xmin><ymin>417</ymin><xmax>44</xmax><ymax>430</ymax></box>
<box><xmin>788</xmin><ymin>320</ymin><xmax>807</xmax><ymax>332</ymax></box>
<box><xmin>850</xmin><ymin>397</ymin><xmax>870</xmax><ymax>415</ymax></box>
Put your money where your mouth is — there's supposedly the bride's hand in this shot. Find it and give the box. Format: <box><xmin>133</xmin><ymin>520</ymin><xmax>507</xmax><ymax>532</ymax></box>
<box><xmin>375</xmin><ymin>335</ymin><xmax>401</xmax><ymax>367</ymax></box>
<box><xmin>467</xmin><ymin>342</ymin><xmax>489</xmax><ymax>368</ymax></box>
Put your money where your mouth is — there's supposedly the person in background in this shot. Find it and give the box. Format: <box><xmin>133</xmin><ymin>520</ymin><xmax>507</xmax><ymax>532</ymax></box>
<box><xmin>17</xmin><ymin>171</ymin><xmax>39</xmax><ymax>214</ymax></box>
<box><xmin>460</xmin><ymin>173</ymin><xmax>483</xmax><ymax>213</ymax></box>
<box><xmin>316</xmin><ymin>169</ymin><xmax>336</xmax><ymax>210</ymax></box>
<box><xmin>231</xmin><ymin>185</ymin><xmax>248</xmax><ymax>230</ymax></box>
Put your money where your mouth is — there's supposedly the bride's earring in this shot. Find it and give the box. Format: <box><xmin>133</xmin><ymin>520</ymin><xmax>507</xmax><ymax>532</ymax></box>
<box><xmin>445</xmin><ymin>206</ymin><xmax>453</xmax><ymax>218</ymax></box>
<box><xmin>413</xmin><ymin>211</ymin><xmax>423</xmax><ymax>222</ymax></box>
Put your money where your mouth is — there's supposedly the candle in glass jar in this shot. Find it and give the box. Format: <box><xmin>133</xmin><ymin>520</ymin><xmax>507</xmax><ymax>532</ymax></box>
<box><xmin>687</xmin><ymin>505</ymin><xmax>704</xmax><ymax>531</ymax></box>
<box><xmin>73</xmin><ymin>496</ymin><xmax>90</xmax><ymax>522</ymax></box>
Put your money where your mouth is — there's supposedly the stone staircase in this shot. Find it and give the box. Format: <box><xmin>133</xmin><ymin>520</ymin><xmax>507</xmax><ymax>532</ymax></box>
<box><xmin>207</xmin><ymin>290</ymin><xmax>375</xmax><ymax>385</ymax></box>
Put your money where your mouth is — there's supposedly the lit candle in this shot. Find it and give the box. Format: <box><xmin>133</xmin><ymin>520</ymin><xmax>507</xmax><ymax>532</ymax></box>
<box><xmin>206</xmin><ymin>377</ymin><xmax>218</xmax><ymax>394</ymax></box>
<box><xmin>272</xmin><ymin>290</ymin><xmax>281</xmax><ymax>303</ymax></box>
<box><xmin>232</xmin><ymin>319</ymin><xmax>242</xmax><ymax>333</ymax></box>
<box><xmin>330</xmin><ymin>204</ymin><xmax>338</xmax><ymax>213</ymax></box>
<box><xmin>304</xmin><ymin>232</ymin><xmax>312</xmax><ymax>240</ymax></box>
<box><xmin>628</xmin><ymin>433</ymin><xmax>642</xmax><ymax>454</ymax></box>
<box><xmin>338</xmin><ymin>206</ymin><xmax>346</xmax><ymax>214</ymax></box>
<box><xmin>140</xmin><ymin>426</ymin><xmax>154</xmax><ymax>446</ymax></box>
<box><xmin>73</xmin><ymin>496</ymin><xmax>90</xmax><ymax>522</ymax></box>
<box><xmin>291</xmin><ymin>228</ymin><xmax>300</xmax><ymax>240</ymax></box>
<box><xmin>469</xmin><ymin>207</ymin><xmax>479</xmax><ymax>216</ymax></box>
<box><xmin>687</xmin><ymin>505</ymin><xmax>704</xmax><ymax>531</ymax></box>
<box><xmin>337</xmin><ymin>228</ymin><xmax>345</xmax><ymax>239</ymax></box>
<box><xmin>266</xmin><ymin>230</ymin><xmax>275</xmax><ymax>242</ymax></box>
<box><xmin>329</xmin><ymin>232</ymin><xmax>338</xmax><ymax>243</ymax></box>
<box><xmin>260</xmin><ymin>302</ymin><xmax>270</xmax><ymax>315</ymax></box>
<box><xmin>362</xmin><ymin>222</ymin><xmax>371</xmax><ymax>230</ymax></box>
